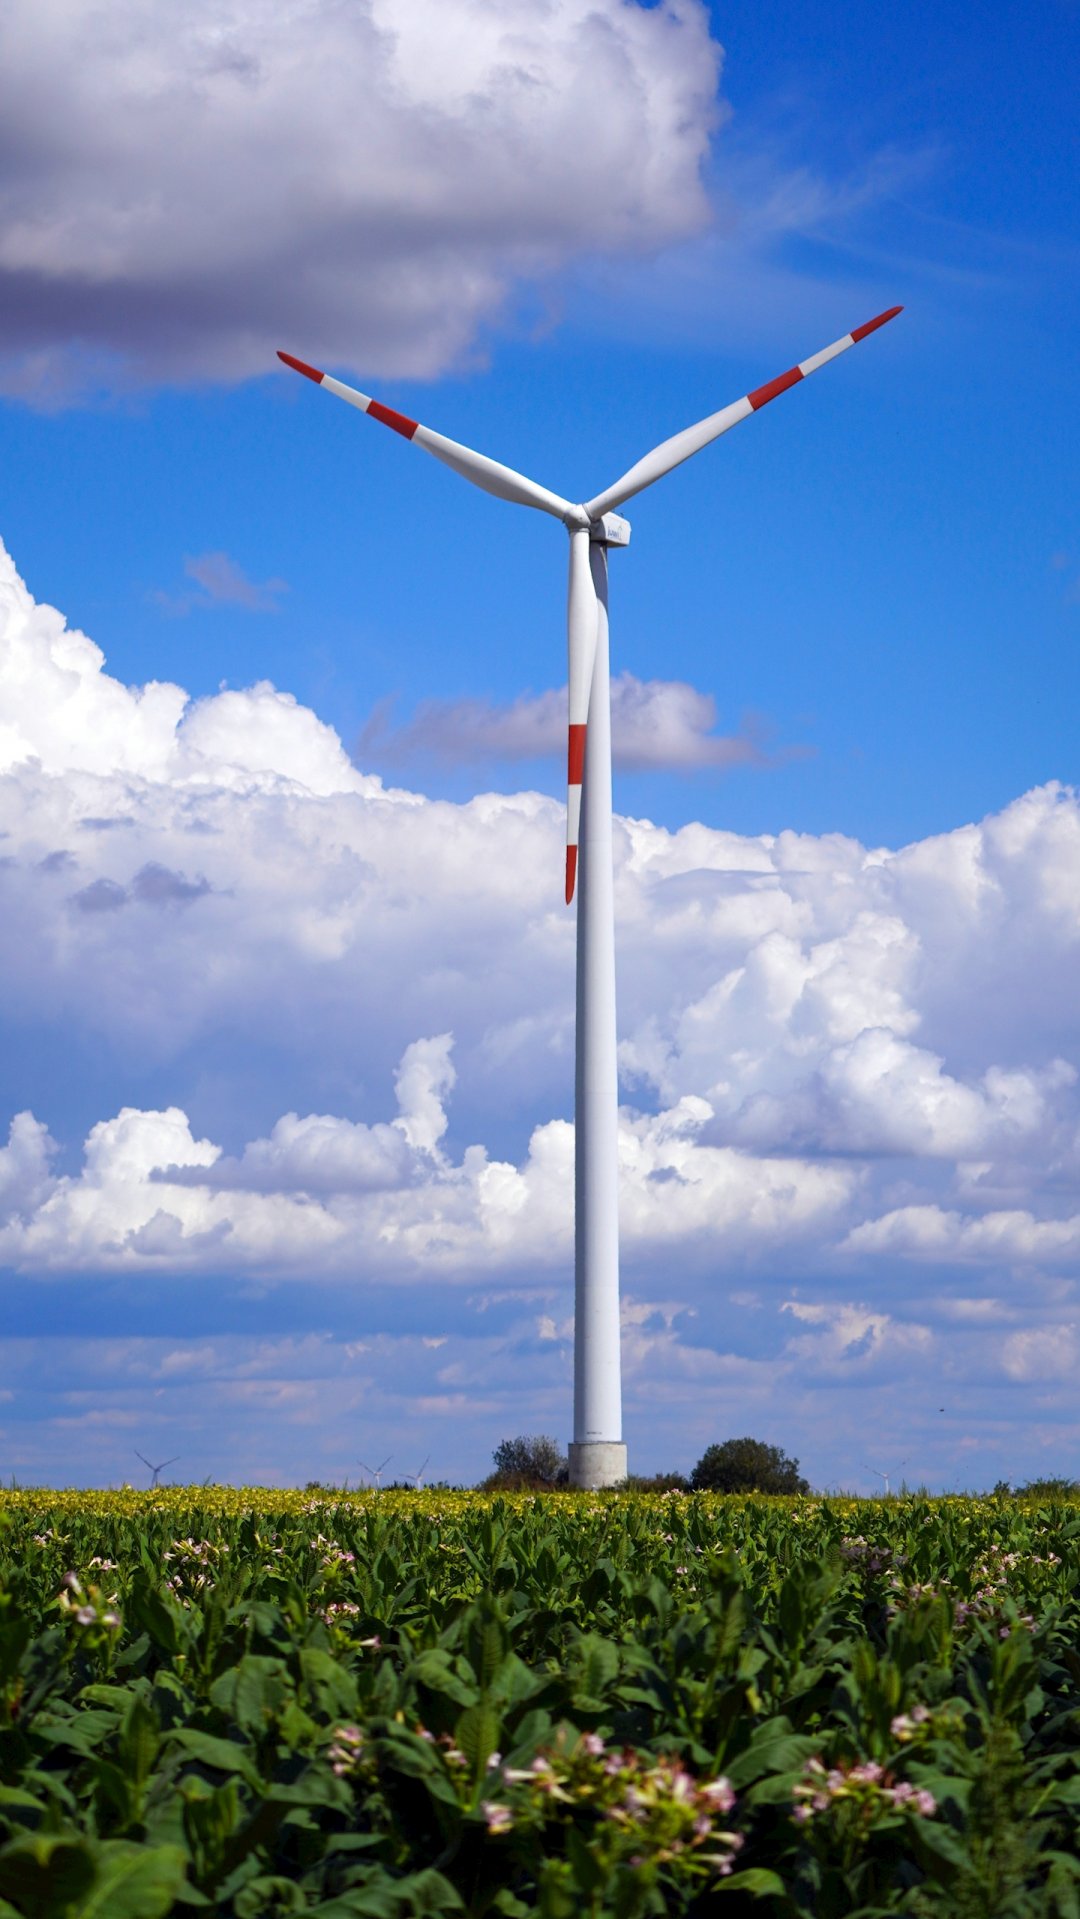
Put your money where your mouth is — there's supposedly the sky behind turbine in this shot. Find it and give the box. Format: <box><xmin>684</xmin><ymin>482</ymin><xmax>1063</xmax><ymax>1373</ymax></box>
<box><xmin>0</xmin><ymin>0</ymin><xmax>1078</xmax><ymax>1491</ymax></box>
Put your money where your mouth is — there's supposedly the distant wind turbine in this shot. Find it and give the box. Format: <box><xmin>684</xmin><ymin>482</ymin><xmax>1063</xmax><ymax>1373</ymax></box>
<box><xmin>357</xmin><ymin>1455</ymin><xmax>392</xmax><ymax>1490</ymax></box>
<box><xmin>865</xmin><ymin>1460</ymin><xmax>909</xmax><ymax>1497</ymax></box>
<box><xmin>135</xmin><ymin>1450</ymin><xmax>179</xmax><ymax>1489</ymax></box>
<box><xmin>277</xmin><ymin>307</ymin><xmax>902</xmax><ymax>1487</ymax></box>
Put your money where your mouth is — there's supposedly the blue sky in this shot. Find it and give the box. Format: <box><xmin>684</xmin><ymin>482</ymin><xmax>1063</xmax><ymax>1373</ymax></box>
<box><xmin>1</xmin><ymin>0</ymin><xmax>1078</xmax><ymax>1492</ymax></box>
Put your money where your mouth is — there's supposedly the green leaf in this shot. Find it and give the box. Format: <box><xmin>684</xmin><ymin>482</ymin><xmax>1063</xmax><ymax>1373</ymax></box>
<box><xmin>454</xmin><ymin>1703</ymin><xmax>501</xmax><ymax>1783</ymax></box>
<box><xmin>726</xmin><ymin>1717</ymin><xmax>817</xmax><ymax>1788</ymax></box>
<box><xmin>170</xmin><ymin>1728</ymin><xmax>261</xmax><ymax>1787</ymax></box>
<box><xmin>74</xmin><ymin>1843</ymin><xmax>188</xmax><ymax>1919</ymax></box>
<box><xmin>411</xmin><ymin>1650</ymin><xmax>477</xmax><ymax>1709</ymax></box>
<box><xmin>717</xmin><ymin>1869</ymin><xmax>787</xmax><ymax>1897</ymax></box>
<box><xmin>0</xmin><ymin>1788</ymin><xmax>46</xmax><ymax>1814</ymax></box>
<box><xmin>565</xmin><ymin>1829</ymin><xmax>605</xmax><ymax>1896</ymax></box>
<box><xmin>209</xmin><ymin>1655</ymin><xmax>292</xmax><ymax>1735</ymax></box>
<box><xmin>299</xmin><ymin>1647</ymin><xmax>360</xmax><ymax>1720</ymax></box>
<box><xmin>127</xmin><ymin>1579</ymin><xmax>183</xmax><ymax>1658</ymax></box>
<box><xmin>119</xmin><ymin>1693</ymin><xmax>160</xmax><ymax>1791</ymax></box>
<box><xmin>234</xmin><ymin>1875</ymin><xmax>309</xmax><ymax>1915</ymax></box>
<box><xmin>0</xmin><ymin>1834</ymin><xmax>97</xmax><ymax>1915</ymax></box>
<box><xmin>568</xmin><ymin>1633</ymin><xmax>619</xmax><ymax>1710</ymax></box>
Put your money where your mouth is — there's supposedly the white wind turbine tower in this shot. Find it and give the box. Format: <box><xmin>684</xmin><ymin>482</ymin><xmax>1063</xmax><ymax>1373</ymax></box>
<box><xmin>277</xmin><ymin>306</ymin><xmax>902</xmax><ymax>1489</ymax></box>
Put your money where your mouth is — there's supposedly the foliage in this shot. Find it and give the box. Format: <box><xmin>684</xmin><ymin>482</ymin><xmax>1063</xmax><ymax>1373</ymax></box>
<box><xmin>0</xmin><ymin>1488</ymin><xmax>1079</xmax><ymax>1914</ymax></box>
<box><xmin>691</xmin><ymin>1437</ymin><xmax>810</xmax><ymax>1496</ymax></box>
<box><xmin>487</xmin><ymin>1437</ymin><xmax>567</xmax><ymax>1488</ymax></box>
<box><xmin>623</xmin><ymin>1472</ymin><xmax>691</xmax><ymax>1493</ymax></box>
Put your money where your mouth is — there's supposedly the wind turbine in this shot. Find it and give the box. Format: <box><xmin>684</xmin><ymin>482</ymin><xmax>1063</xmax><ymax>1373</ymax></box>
<box><xmin>357</xmin><ymin>1454</ymin><xmax>393</xmax><ymax>1490</ymax></box>
<box><xmin>135</xmin><ymin>1450</ymin><xmax>180</xmax><ymax>1489</ymax></box>
<box><xmin>277</xmin><ymin>306</ymin><xmax>902</xmax><ymax>1489</ymax></box>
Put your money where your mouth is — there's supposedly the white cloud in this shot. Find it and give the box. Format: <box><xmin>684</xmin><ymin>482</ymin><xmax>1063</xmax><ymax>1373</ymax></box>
<box><xmin>3</xmin><ymin>531</ymin><xmax>1080</xmax><ymax>1490</ymax></box>
<box><xmin>0</xmin><ymin>1061</ymin><xmax>855</xmax><ymax>1280</ymax></box>
<box><xmin>0</xmin><ymin>1112</ymin><xmax>57</xmax><ymax>1219</ymax></box>
<box><xmin>780</xmin><ymin>1297</ymin><xmax>932</xmax><ymax>1372</ymax></box>
<box><xmin>394</xmin><ymin>1035</ymin><xmax>456</xmax><ymax>1157</ymax></box>
<box><xmin>843</xmin><ymin>1205</ymin><xmax>1080</xmax><ymax>1267</ymax></box>
<box><xmin>0</xmin><ymin>539</ymin><xmax>375</xmax><ymax>794</ymax></box>
<box><xmin>1000</xmin><ymin>1324</ymin><xmax>1080</xmax><ymax>1383</ymax></box>
<box><xmin>0</xmin><ymin>0</ymin><xmax>721</xmax><ymax>403</ymax></box>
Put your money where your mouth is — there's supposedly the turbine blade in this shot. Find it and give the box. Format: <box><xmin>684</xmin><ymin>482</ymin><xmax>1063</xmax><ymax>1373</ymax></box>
<box><xmin>277</xmin><ymin>352</ymin><xmax>574</xmax><ymax>520</ymax></box>
<box><xmin>583</xmin><ymin>306</ymin><xmax>903</xmax><ymax>519</ymax></box>
<box><xmin>565</xmin><ymin>526</ymin><xmax>598</xmax><ymax>904</ymax></box>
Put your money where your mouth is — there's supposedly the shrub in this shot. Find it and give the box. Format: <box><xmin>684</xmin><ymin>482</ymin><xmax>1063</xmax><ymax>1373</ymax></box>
<box><xmin>624</xmin><ymin>1471</ymin><xmax>691</xmax><ymax>1493</ymax></box>
<box><xmin>487</xmin><ymin>1435</ymin><xmax>567</xmax><ymax>1488</ymax></box>
<box><xmin>691</xmin><ymin>1437</ymin><xmax>809</xmax><ymax>1496</ymax></box>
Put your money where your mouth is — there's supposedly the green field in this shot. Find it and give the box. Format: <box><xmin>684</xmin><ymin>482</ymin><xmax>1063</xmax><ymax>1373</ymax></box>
<box><xmin>2</xmin><ymin>1488</ymin><xmax>1080</xmax><ymax>1916</ymax></box>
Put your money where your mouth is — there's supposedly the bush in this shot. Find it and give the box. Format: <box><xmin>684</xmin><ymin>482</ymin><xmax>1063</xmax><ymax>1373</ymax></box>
<box><xmin>1016</xmin><ymin>1475</ymin><xmax>1080</xmax><ymax>1500</ymax></box>
<box><xmin>690</xmin><ymin>1437</ymin><xmax>809</xmax><ymax>1496</ymax></box>
<box><xmin>487</xmin><ymin>1435</ymin><xmax>567</xmax><ymax>1489</ymax></box>
<box><xmin>624</xmin><ymin>1471</ymin><xmax>691</xmax><ymax>1493</ymax></box>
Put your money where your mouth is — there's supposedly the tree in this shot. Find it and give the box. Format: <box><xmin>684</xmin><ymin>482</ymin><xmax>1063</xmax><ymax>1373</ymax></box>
<box><xmin>690</xmin><ymin>1437</ymin><xmax>809</xmax><ymax>1496</ymax></box>
<box><xmin>488</xmin><ymin>1435</ymin><xmax>567</xmax><ymax>1487</ymax></box>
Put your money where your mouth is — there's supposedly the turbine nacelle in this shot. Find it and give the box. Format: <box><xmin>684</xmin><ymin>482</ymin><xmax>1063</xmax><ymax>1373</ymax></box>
<box><xmin>589</xmin><ymin>512</ymin><xmax>631</xmax><ymax>549</ymax></box>
<box><xmin>559</xmin><ymin>508</ymin><xmax>630</xmax><ymax>546</ymax></box>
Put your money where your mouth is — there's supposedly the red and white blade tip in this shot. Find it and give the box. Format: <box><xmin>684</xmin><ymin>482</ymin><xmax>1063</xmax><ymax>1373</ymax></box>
<box><xmin>851</xmin><ymin>305</ymin><xmax>903</xmax><ymax>341</ymax></box>
<box><xmin>746</xmin><ymin>306</ymin><xmax>903</xmax><ymax>414</ymax></box>
<box><xmin>278</xmin><ymin>349</ymin><xmax>324</xmax><ymax>383</ymax></box>
<box><xmin>565</xmin><ymin>847</ymin><xmax>578</xmax><ymax>905</ymax></box>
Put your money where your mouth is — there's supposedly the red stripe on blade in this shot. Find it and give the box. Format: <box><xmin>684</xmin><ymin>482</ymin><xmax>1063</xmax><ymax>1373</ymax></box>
<box><xmin>568</xmin><ymin>724</ymin><xmax>586</xmax><ymax>787</ymax></box>
<box><xmin>748</xmin><ymin>364</ymin><xmax>803</xmax><ymax>410</ymax></box>
<box><xmin>565</xmin><ymin>845</ymin><xmax>578</xmax><ymax>906</ymax></box>
<box><xmin>369</xmin><ymin>398</ymin><xmax>419</xmax><ymax>439</ymax></box>
<box><xmin>851</xmin><ymin>305</ymin><xmax>903</xmax><ymax>343</ymax></box>
<box><xmin>278</xmin><ymin>350</ymin><xmax>324</xmax><ymax>383</ymax></box>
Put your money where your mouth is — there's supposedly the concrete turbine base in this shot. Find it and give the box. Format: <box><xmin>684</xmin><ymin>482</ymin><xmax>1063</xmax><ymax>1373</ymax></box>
<box><xmin>568</xmin><ymin>1442</ymin><xmax>628</xmax><ymax>1490</ymax></box>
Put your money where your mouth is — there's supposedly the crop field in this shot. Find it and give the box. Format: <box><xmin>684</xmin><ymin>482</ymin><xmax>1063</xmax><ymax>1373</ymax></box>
<box><xmin>2</xmin><ymin>1490</ymin><xmax>1080</xmax><ymax>1917</ymax></box>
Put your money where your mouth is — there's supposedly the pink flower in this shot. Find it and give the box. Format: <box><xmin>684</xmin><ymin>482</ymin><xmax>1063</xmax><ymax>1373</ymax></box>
<box><xmin>699</xmin><ymin>1777</ymin><xmax>736</xmax><ymax>1814</ymax></box>
<box><xmin>849</xmin><ymin>1762</ymin><xmax>884</xmax><ymax>1785</ymax></box>
<box><xmin>481</xmin><ymin>1800</ymin><xmax>513</xmax><ymax>1835</ymax></box>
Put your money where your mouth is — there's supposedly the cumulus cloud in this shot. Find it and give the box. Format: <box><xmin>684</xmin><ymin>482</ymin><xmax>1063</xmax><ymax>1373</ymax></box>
<box><xmin>843</xmin><ymin>1204</ymin><xmax>1080</xmax><ymax>1267</ymax></box>
<box><xmin>0</xmin><ymin>0</ymin><xmax>721</xmax><ymax>403</ymax></box>
<box><xmin>0</xmin><ymin>1112</ymin><xmax>57</xmax><ymax>1219</ymax></box>
<box><xmin>0</xmin><ymin>1053</ymin><xmax>855</xmax><ymax>1280</ymax></box>
<box><xmin>361</xmin><ymin>673</ymin><xmax>785</xmax><ymax>774</ymax></box>
<box><xmin>3</xmin><ymin>532</ymin><xmax>1080</xmax><ymax>1483</ymax></box>
<box><xmin>0</xmin><ymin>539</ymin><xmax>380</xmax><ymax>793</ymax></box>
